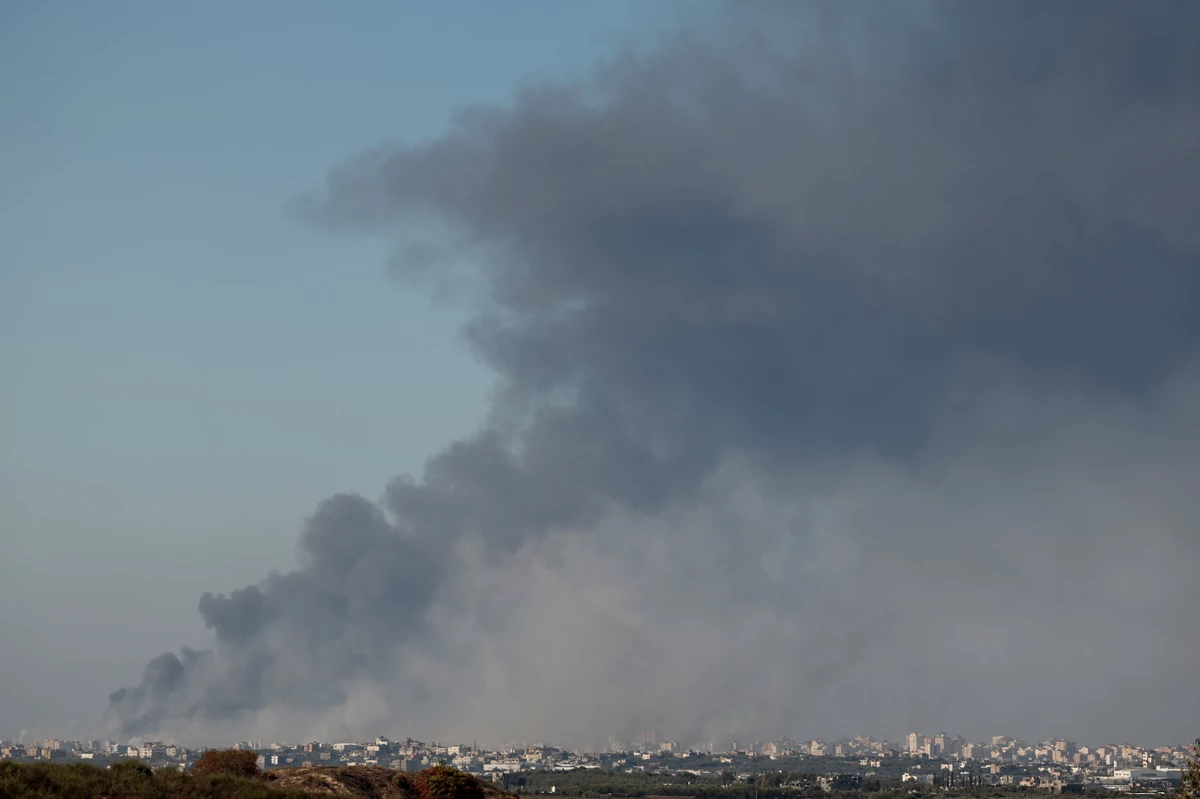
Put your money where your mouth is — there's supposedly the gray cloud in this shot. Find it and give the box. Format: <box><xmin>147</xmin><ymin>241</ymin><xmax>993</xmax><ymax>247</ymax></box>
<box><xmin>110</xmin><ymin>1</ymin><xmax>1200</xmax><ymax>746</ymax></box>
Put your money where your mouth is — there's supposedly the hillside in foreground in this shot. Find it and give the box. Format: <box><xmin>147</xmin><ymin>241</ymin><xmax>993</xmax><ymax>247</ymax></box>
<box><xmin>0</xmin><ymin>759</ymin><xmax>511</xmax><ymax>799</ymax></box>
<box><xmin>263</xmin><ymin>764</ymin><xmax>513</xmax><ymax>799</ymax></box>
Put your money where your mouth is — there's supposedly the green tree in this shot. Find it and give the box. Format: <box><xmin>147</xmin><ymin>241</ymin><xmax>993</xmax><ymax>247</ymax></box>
<box><xmin>418</xmin><ymin>764</ymin><xmax>486</xmax><ymax>799</ymax></box>
<box><xmin>191</xmin><ymin>747</ymin><xmax>261</xmax><ymax>777</ymax></box>
<box><xmin>109</xmin><ymin>758</ymin><xmax>154</xmax><ymax>777</ymax></box>
<box><xmin>1179</xmin><ymin>739</ymin><xmax>1200</xmax><ymax>799</ymax></box>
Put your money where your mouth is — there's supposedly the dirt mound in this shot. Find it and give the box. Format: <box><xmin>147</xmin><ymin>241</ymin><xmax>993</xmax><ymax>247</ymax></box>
<box><xmin>263</xmin><ymin>766</ymin><xmax>509</xmax><ymax>799</ymax></box>
<box><xmin>264</xmin><ymin>766</ymin><xmax>413</xmax><ymax>797</ymax></box>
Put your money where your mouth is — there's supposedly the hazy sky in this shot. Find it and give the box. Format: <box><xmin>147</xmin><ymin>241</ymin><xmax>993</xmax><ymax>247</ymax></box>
<box><xmin>5</xmin><ymin>2</ymin><xmax>1200</xmax><ymax>751</ymax></box>
<box><xmin>1</xmin><ymin>0</ymin><xmax>661</xmax><ymax>739</ymax></box>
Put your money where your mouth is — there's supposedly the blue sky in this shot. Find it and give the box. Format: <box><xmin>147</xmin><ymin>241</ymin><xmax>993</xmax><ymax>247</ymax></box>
<box><xmin>0</xmin><ymin>0</ymin><xmax>683</xmax><ymax>737</ymax></box>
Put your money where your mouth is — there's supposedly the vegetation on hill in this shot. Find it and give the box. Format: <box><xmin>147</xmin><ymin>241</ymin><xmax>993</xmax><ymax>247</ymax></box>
<box><xmin>0</xmin><ymin>758</ymin><xmax>314</xmax><ymax>798</ymax></box>
<box><xmin>1179</xmin><ymin>739</ymin><xmax>1200</xmax><ymax>799</ymax></box>
<box><xmin>194</xmin><ymin>749</ymin><xmax>262</xmax><ymax>778</ymax></box>
<box><xmin>415</xmin><ymin>764</ymin><xmax>487</xmax><ymax>799</ymax></box>
<box><xmin>0</xmin><ymin>758</ymin><xmax>502</xmax><ymax>799</ymax></box>
<box><xmin>263</xmin><ymin>763</ymin><xmax>506</xmax><ymax>799</ymax></box>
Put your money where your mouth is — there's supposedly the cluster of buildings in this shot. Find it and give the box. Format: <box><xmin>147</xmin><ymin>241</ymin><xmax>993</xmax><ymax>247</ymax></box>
<box><xmin>890</xmin><ymin>733</ymin><xmax>1189</xmax><ymax>791</ymax></box>
<box><xmin>1</xmin><ymin>731</ymin><xmax>1192</xmax><ymax>792</ymax></box>
<box><xmin>0</xmin><ymin>738</ymin><xmax>192</xmax><ymax>764</ymax></box>
<box><xmin>898</xmin><ymin>732</ymin><xmax>1186</xmax><ymax>768</ymax></box>
<box><xmin>756</xmin><ymin>733</ymin><xmax>1190</xmax><ymax>790</ymax></box>
<box><xmin>0</xmin><ymin>737</ymin><xmax>602</xmax><ymax>779</ymax></box>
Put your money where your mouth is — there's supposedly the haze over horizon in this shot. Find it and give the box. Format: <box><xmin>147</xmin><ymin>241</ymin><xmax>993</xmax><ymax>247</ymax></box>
<box><xmin>4</xmin><ymin>1</ymin><xmax>1199</xmax><ymax>750</ymax></box>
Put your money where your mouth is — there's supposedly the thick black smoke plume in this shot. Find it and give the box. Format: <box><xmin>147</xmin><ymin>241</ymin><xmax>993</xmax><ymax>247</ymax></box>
<box><xmin>109</xmin><ymin>1</ymin><xmax>1200</xmax><ymax>747</ymax></box>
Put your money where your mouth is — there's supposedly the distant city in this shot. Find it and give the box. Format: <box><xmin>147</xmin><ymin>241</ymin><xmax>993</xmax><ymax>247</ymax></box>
<box><xmin>2</xmin><ymin>731</ymin><xmax>1192</xmax><ymax>792</ymax></box>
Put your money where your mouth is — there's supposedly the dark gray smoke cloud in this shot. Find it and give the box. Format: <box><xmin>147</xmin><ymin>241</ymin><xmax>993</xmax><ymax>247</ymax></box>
<box><xmin>109</xmin><ymin>1</ymin><xmax>1200</xmax><ymax>747</ymax></box>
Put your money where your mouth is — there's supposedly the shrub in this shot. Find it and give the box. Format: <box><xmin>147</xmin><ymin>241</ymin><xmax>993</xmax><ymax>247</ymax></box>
<box><xmin>0</xmin><ymin>759</ymin><xmax>322</xmax><ymax>798</ymax></box>
<box><xmin>417</xmin><ymin>764</ymin><xmax>486</xmax><ymax>799</ymax></box>
<box><xmin>192</xmin><ymin>747</ymin><xmax>262</xmax><ymax>778</ymax></box>
<box><xmin>110</xmin><ymin>758</ymin><xmax>154</xmax><ymax>776</ymax></box>
<box><xmin>1180</xmin><ymin>739</ymin><xmax>1200</xmax><ymax>799</ymax></box>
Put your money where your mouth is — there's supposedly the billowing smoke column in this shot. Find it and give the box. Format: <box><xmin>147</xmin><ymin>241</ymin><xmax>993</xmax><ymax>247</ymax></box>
<box><xmin>109</xmin><ymin>1</ymin><xmax>1200</xmax><ymax>747</ymax></box>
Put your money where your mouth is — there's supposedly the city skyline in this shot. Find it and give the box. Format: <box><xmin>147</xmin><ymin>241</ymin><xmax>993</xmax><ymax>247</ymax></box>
<box><xmin>5</xmin><ymin>729</ymin><xmax>1194</xmax><ymax>795</ymax></box>
<box><xmin>5</xmin><ymin>728</ymin><xmax>1196</xmax><ymax>758</ymax></box>
<box><xmin>4</xmin><ymin>724</ymin><xmax>1195</xmax><ymax>757</ymax></box>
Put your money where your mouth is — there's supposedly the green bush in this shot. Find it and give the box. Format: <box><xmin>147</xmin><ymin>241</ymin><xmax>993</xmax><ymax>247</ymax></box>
<box><xmin>1179</xmin><ymin>739</ymin><xmax>1200</xmax><ymax>799</ymax></box>
<box><xmin>0</xmin><ymin>758</ymin><xmax>315</xmax><ymax>798</ymax></box>
<box><xmin>110</xmin><ymin>757</ymin><xmax>155</xmax><ymax>776</ymax></box>
<box><xmin>418</xmin><ymin>764</ymin><xmax>487</xmax><ymax>799</ymax></box>
<box><xmin>193</xmin><ymin>748</ymin><xmax>262</xmax><ymax>777</ymax></box>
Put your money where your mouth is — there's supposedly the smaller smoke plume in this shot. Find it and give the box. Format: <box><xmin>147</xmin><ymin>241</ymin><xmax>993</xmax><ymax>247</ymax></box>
<box><xmin>109</xmin><ymin>494</ymin><xmax>440</xmax><ymax>735</ymax></box>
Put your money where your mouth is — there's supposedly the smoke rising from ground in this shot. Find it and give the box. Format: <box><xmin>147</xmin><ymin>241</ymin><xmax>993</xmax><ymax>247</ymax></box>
<box><xmin>108</xmin><ymin>1</ymin><xmax>1200</xmax><ymax>747</ymax></box>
